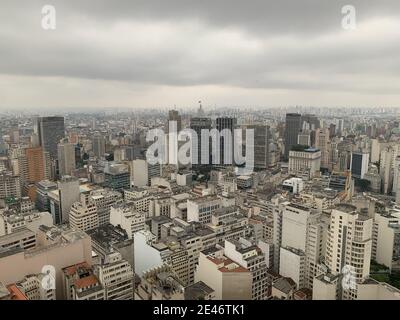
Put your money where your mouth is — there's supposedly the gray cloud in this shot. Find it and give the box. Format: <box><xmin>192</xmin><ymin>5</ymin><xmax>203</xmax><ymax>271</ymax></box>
<box><xmin>0</xmin><ymin>0</ymin><xmax>400</xmax><ymax>108</ymax></box>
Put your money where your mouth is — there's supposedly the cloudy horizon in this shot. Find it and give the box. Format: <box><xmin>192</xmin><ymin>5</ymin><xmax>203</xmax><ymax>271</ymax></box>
<box><xmin>1</xmin><ymin>0</ymin><xmax>400</xmax><ymax>110</ymax></box>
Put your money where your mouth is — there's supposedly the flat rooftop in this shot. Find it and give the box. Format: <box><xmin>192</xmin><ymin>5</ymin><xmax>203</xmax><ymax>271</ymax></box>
<box><xmin>334</xmin><ymin>203</ymin><xmax>357</xmax><ymax>213</ymax></box>
<box><xmin>184</xmin><ymin>281</ymin><xmax>214</xmax><ymax>300</ymax></box>
<box><xmin>87</xmin><ymin>224</ymin><xmax>128</xmax><ymax>248</ymax></box>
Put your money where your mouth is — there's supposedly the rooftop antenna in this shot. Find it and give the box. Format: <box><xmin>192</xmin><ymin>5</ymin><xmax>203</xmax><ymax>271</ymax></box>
<box><xmin>198</xmin><ymin>100</ymin><xmax>205</xmax><ymax>116</ymax></box>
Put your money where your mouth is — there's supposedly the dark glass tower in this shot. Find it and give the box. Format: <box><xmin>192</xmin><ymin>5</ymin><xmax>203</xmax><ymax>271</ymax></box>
<box><xmin>247</xmin><ymin>124</ymin><xmax>269</xmax><ymax>170</ymax></box>
<box><xmin>216</xmin><ymin>117</ymin><xmax>237</xmax><ymax>166</ymax></box>
<box><xmin>37</xmin><ymin>116</ymin><xmax>65</xmax><ymax>160</ymax></box>
<box><xmin>190</xmin><ymin>117</ymin><xmax>212</xmax><ymax>172</ymax></box>
<box><xmin>284</xmin><ymin>113</ymin><xmax>302</xmax><ymax>160</ymax></box>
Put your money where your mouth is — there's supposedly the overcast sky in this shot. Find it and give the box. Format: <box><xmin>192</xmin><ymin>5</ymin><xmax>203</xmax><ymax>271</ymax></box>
<box><xmin>1</xmin><ymin>0</ymin><xmax>400</xmax><ymax>110</ymax></box>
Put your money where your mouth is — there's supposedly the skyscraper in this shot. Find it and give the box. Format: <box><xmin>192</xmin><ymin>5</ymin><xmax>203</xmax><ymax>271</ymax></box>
<box><xmin>168</xmin><ymin>110</ymin><xmax>182</xmax><ymax>132</ymax></box>
<box><xmin>36</xmin><ymin>117</ymin><xmax>65</xmax><ymax>160</ymax></box>
<box><xmin>25</xmin><ymin>147</ymin><xmax>46</xmax><ymax>184</ymax></box>
<box><xmin>329</xmin><ymin>124</ymin><xmax>336</xmax><ymax>139</ymax></box>
<box><xmin>92</xmin><ymin>134</ymin><xmax>106</xmax><ymax>159</ymax></box>
<box><xmin>315</xmin><ymin>128</ymin><xmax>330</xmax><ymax>170</ymax></box>
<box><xmin>301</xmin><ymin>114</ymin><xmax>320</xmax><ymax>131</ymax></box>
<box><xmin>167</xmin><ymin>110</ymin><xmax>182</xmax><ymax>169</ymax></box>
<box><xmin>350</xmin><ymin>152</ymin><xmax>369</xmax><ymax>180</ymax></box>
<box><xmin>57</xmin><ymin>143</ymin><xmax>76</xmax><ymax>177</ymax></box>
<box><xmin>216</xmin><ymin>117</ymin><xmax>237</xmax><ymax>166</ymax></box>
<box><xmin>379</xmin><ymin>146</ymin><xmax>399</xmax><ymax>194</ymax></box>
<box><xmin>190</xmin><ymin>116</ymin><xmax>212</xmax><ymax>172</ymax></box>
<box><xmin>246</xmin><ymin>124</ymin><xmax>269</xmax><ymax>170</ymax></box>
<box><xmin>280</xmin><ymin>203</ymin><xmax>327</xmax><ymax>289</ymax></box>
<box><xmin>48</xmin><ymin>176</ymin><xmax>80</xmax><ymax>224</ymax></box>
<box><xmin>325</xmin><ymin>204</ymin><xmax>373</xmax><ymax>300</ymax></box>
<box><xmin>284</xmin><ymin>113</ymin><xmax>302</xmax><ymax>159</ymax></box>
<box><xmin>17</xmin><ymin>147</ymin><xmax>48</xmax><ymax>201</ymax></box>
<box><xmin>337</xmin><ymin>119</ymin><xmax>344</xmax><ymax>136</ymax></box>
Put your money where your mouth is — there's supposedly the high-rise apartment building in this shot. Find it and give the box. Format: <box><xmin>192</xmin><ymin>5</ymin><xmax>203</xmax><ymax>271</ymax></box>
<box><xmin>14</xmin><ymin>147</ymin><xmax>49</xmax><ymax>201</ymax></box>
<box><xmin>280</xmin><ymin>203</ymin><xmax>328</xmax><ymax>289</ymax></box>
<box><xmin>25</xmin><ymin>147</ymin><xmax>46</xmax><ymax>183</ymax></box>
<box><xmin>325</xmin><ymin>204</ymin><xmax>373</xmax><ymax>300</ymax></box>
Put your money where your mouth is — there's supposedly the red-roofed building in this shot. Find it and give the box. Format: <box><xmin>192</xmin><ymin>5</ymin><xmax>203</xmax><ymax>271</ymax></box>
<box><xmin>62</xmin><ymin>262</ymin><xmax>104</xmax><ymax>300</ymax></box>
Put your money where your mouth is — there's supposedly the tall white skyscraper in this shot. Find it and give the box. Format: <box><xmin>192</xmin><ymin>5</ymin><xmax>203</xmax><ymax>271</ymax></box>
<box><xmin>280</xmin><ymin>203</ymin><xmax>327</xmax><ymax>289</ymax></box>
<box><xmin>325</xmin><ymin>204</ymin><xmax>373</xmax><ymax>300</ymax></box>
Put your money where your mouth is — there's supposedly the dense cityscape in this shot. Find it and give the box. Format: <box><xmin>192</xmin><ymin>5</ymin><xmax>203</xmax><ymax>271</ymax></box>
<box><xmin>0</xmin><ymin>105</ymin><xmax>400</xmax><ymax>301</ymax></box>
<box><xmin>2</xmin><ymin>0</ymin><xmax>400</xmax><ymax>311</ymax></box>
